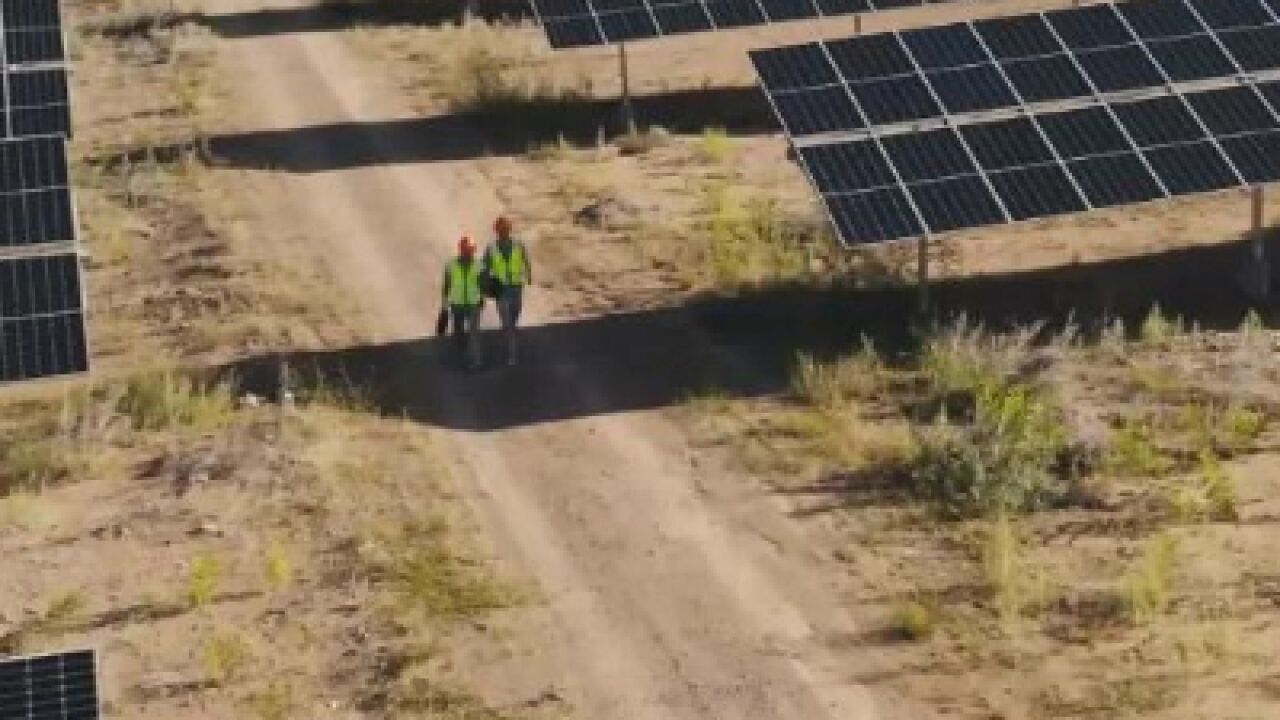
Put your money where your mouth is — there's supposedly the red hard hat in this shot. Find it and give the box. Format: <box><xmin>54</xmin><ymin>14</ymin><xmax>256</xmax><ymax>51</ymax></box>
<box><xmin>459</xmin><ymin>235</ymin><xmax>476</xmax><ymax>255</ymax></box>
<box><xmin>494</xmin><ymin>216</ymin><xmax>513</xmax><ymax>235</ymax></box>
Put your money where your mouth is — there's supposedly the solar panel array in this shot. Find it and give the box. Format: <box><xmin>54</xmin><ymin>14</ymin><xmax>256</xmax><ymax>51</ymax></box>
<box><xmin>0</xmin><ymin>0</ymin><xmax>85</xmax><ymax>385</ymax></box>
<box><xmin>751</xmin><ymin>0</ymin><xmax>1280</xmax><ymax>245</ymax></box>
<box><xmin>530</xmin><ymin>0</ymin><xmax>922</xmax><ymax>48</ymax></box>
<box><xmin>0</xmin><ymin>649</ymin><xmax>99</xmax><ymax>720</ymax></box>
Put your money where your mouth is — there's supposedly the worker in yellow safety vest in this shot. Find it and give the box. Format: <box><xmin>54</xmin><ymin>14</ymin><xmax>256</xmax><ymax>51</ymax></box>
<box><xmin>483</xmin><ymin>216</ymin><xmax>532</xmax><ymax>366</ymax></box>
<box><xmin>441</xmin><ymin>235</ymin><xmax>484</xmax><ymax>370</ymax></box>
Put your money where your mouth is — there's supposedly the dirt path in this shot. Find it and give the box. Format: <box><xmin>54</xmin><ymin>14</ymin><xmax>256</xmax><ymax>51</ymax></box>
<box><xmin>208</xmin><ymin>2</ymin><xmax>911</xmax><ymax>717</ymax></box>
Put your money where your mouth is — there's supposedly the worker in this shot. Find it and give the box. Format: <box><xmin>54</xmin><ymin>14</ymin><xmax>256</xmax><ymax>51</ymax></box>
<box><xmin>441</xmin><ymin>235</ymin><xmax>484</xmax><ymax>370</ymax></box>
<box><xmin>483</xmin><ymin>215</ymin><xmax>532</xmax><ymax>366</ymax></box>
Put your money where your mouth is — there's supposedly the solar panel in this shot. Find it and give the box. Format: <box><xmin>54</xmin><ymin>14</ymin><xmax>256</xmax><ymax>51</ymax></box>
<box><xmin>0</xmin><ymin>135</ymin><xmax>73</xmax><ymax>249</ymax></box>
<box><xmin>0</xmin><ymin>649</ymin><xmax>99</xmax><ymax>720</ymax></box>
<box><xmin>2</xmin><ymin>0</ymin><xmax>66</xmax><ymax>66</ymax></box>
<box><xmin>752</xmin><ymin>0</ymin><xmax>1280</xmax><ymax>141</ymax></box>
<box><xmin>0</xmin><ymin>251</ymin><xmax>87</xmax><ymax>383</ymax></box>
<box><xmin>7</xmin><ymin>68</ymin><xmax>71</xmax><ymax>139</ymax></box>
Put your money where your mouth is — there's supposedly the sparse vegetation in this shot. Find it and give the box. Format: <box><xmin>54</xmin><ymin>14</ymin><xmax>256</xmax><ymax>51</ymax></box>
<box><xmin>698</xmin><ymin>127</ymin><xmax>731</xmax><ymax>163</ymax></box>
<box><xmin>263</xmin><ymin>539</ymin><xmax>293</xmax><ymax>592</ymax></box>
<box><xmin>1104</xmin><ymin>418</ymin><xmax>1171</xmax><ymax>478</ymax></box>
<box><xmin>246</xmin><ymin>681</ymin><xmax>294</xmax><ymax>720</ymax></box>
<box><xmin>203</xmin><ymin>630</ymin><xmax>250</xmax><ymax>686</ymax></box>
<box><xmin>185</xmin><ymin>552</ymin><xmax>222</xmax><ymax>609</ymax></box>
<box><xmin>1123</xmin><ymin>533</ymin><xmax>1179</xmax><ymax>626</ymax></box>
<box><xmin>703</xmin><ymin>184</ymin><xmax>810</xmax><ymax>286</ymax></box>
<box><xmin>115</xmin><ymin>367</ymin><xmax>237</xmax><ymax>432</ymax></box>
<box><xmin>890</xmin><ymin>600</ymin><xmax>936</xmax><ymax>641</ymax></box>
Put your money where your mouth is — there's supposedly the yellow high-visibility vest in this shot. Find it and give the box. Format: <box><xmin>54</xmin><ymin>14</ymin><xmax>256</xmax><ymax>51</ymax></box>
<box><xmin>448</xmin><ymin>259</ymin><xmax>482</xmax><ymax>306</ymax></box>
<box><xmin>487</xmin><ymin>243</ymin><xmax>527</xmax><ymax>287</ymax></box>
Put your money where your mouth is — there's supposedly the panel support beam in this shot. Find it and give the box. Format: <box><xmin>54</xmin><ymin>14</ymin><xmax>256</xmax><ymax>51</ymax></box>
<box><xmin>916</xmin><ymin>234</ymin><xmax>931</xmax><ymax>318</ymax></box>
<box><xmin>1246</xmin><ymin>185</ymin><xmax>1270</xmax><ymax>302</ymax></box>
<box><xmin>618</xmin><ymin>41</ymin><xmax>637</xmax><ymax>135</ymax></box>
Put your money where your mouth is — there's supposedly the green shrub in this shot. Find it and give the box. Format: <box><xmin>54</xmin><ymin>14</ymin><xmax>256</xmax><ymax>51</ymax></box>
<box><xmin>185</xmin><ymin>552</ymin><xmax>222</xmax><ymax>609</ymax></box>
<box><xmin>1124</xmin><ymin>533</ymin><xmax>1178</xmax><ymax>625</ymax></box>
<box><xmin>698</xmin><ymin>127</ymin><xmax>731</xmax><ymax>163</ymax></box>
<box><xmin>1104</xmin><ymin>420</ymin><xmax>1170</xmax><ymax>478</ymax></box>
<box><xmin>203</xmin><ymin>630</ymin><xmax>250</xmax><ymax>686</ymax></box>
<box><xmin>912</xmin><ymin>382</ymin><xmax>1067</xmax><ymax>517</ymax></box>
<box><xmin>890</xmin><ymin>601</ymin><xmax>935</xmax><ymax>641</ymax></box>
<box><xmin>0</xmin><ymin>438</ymin><xmax>80</xmax><ymax>495</ymax></box>
<box><xmin>117</xmin><ymin>368</ymin><xmax>236</xmax><ymax>431</ymax></box>
<box><xmin>1140</xmin><ymin>303</ymin><xmax>1179</xmax><ymax>344</ymax></box>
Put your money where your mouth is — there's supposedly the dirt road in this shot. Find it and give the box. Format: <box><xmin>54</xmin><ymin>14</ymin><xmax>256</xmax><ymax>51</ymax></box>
<box><xmin>209</xmin><ymin>2</ymin><xmax>911</xmax><ymax>716</ymax></box>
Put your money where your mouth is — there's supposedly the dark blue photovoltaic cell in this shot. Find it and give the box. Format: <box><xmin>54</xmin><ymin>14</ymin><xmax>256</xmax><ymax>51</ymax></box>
<box><xmin>907</xmin><ymin>176</ymin><xmax>1005</xmax><ymax>233</ymax></box>
<box><xmin>852</xmin><ymin>75</ymin><xmax>942</xmax><ymax>125</ymax></box>
<box><xmin>703</xmin><ymin>0</ymin><xmax>766</xmax><ymax>27</ymax></box>
<box><xmin>751</xmin><ymin>43</ymin><xmax>838</xmax><ymax>91</ymax></box>
<box><xmin>2</xmin><ymin>0</ymin><xmax>65</xmax><ymax>64</ymax></box>
<box><xmin>1038</xmin><ymin>106</ymin><xmax>1132</xmax><ymax>158</ymax></box>
<box><xmin>801</xmin><ymin>140</ymin><xmax>896</xmax><ymax>193</ymax></box>
<box><xmin>990</xmin><ymin>164</ymin><xmax>1088</xmax><ymax>219</ymax></box>
<box><xmin>1221</xmin><ymin>131</ymin><xmax>1280</xmax><ymax>182</ymax></box>
<box><xmin>773</xmin><ymin>86</ymin><xmax>863</xmax><ymax>136</ymax></box>
<box><xmin>1186</xmin><ymin>86</ymin><xmax>1280</xmax><ymax>135</ymax></box>
<box><xmin>758</xmin><ymin>0</ymin><xmax>817</xmax><ymax>21</ymax></box>
<box><xmin>901</xmin><ymin>24</ymin><xmax>987</xmax><ymax>69</ymax></box>
<box><xmin>1067</xmin><ymin>153</ymin><xmax>1165</xmax><ymax>207</ymax></box>
<box><xmin>1113</xmin><ymin>96</ymin><xmax>1205</xmax><ymax>147</ymax></box>
<box><xmin>1146</xmin><ymin>35</ymin><xmax>1237</xmax><ymax>81</ymax></box>
<box><xmin>1219</xmin><ymin>26</ymin><xmax>1280</xmax><ymax>71</ymax></box>
<box><xmin>1143</xmin><ymin>141</ymin><xmax>1241</xmax><ymax>194</ymax></box>
<box><xmin>1185</xmin><ymin>0</ymin><xmax>1274</xmax><ymax>29</ymax></box>
<box><xmin>597</xmin><ymin>10</ymin><xmax>658</xmax><ymax>41</ymax></box>
<box><xmin>815</xmin><ymin>0</ymin><xmax>872</xmax><ymax>14</ymax></box>
<box><xmin>594</xmin><ymin>0</ymin><xmax>647</xmax><ymax>11</ymax></box>
<box><xmin>534</xmin><ymin>0</ymin><xmax>591</xmax><ymax>18</ymax></box>
<box><xmin>1076</xmin><ymin>45</ymin><xmax>1165</xmax><ymax>91</ymax></box>
<box><xmin>973</xmin><ymin>15</ymin><xmax>1062</xmax><ymax>59</ymax></box>
<box><xmin>651</xmin><ymin>2</ymin><xmax>712</xmax><ymax>33</ymax></box>
<box><xmin>825</xmin><ymin>188</ymin><xmax>923</xmax><ymax>244</ymax></box>
<box><xmin>0</xmin><ymin>137</ymin><xmax>73</xmax><ymax>248</ymax></box>
<box><xmin>1117</xmin><ymin>0</ymin><xmax>1203</xmax><ymax>38</ymax></box>
<box><xmin>0</xmin><ymin>258</ymin><xmax>89</xmax><ymax>376</ymax></box>
<box><xmin>961</xmin><ymin>117</ymin><xmax>1055</xmax><ymax>170</ymax></box>
<box><xmin>927</xmin><ymin>65</ymin><xmax>1017</xmax><ymax>114</ymax></box>
<box><xmin>543</xmin><ymin>17</ymin><xmax>602</xmax><ymax>47</ymax></box>
<box><xmin>1002</xmin><ymin>55</ymin><xmax>1092</xmax><ymax>103</ymax></box>
<box><xmin>1045</xmin><ymin>4</ymin><xmax>1133</xmax><ymax>50</ymax></box>
<box><xmin>826</xmin><ymin>35</ymin><xmax>915</xmax><ymax>82</ymax></box>
<box><xmin>881</xmin><ymin>128</ymin><xmax>975</xmax><ymax>182</ymax></box>
<box><xmin>9</xmin><ymin>68</ymin><xmax>71</xmax><ymax>139</ymax></box>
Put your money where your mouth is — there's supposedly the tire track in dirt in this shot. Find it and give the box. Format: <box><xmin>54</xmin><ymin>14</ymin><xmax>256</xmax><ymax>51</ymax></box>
<box><xmin>209</xmin><ymin>2</ymin><xmax>903</xmax><ymax>717</ymax></box>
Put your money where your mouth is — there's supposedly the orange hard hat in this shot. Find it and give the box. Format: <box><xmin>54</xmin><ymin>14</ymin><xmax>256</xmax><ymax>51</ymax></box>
<box><xmin>459</xmin><ymin>235</ymin><xmax>476</xmax><ymax>255</ymax></box>
<box><xmin>494</xmin><ymin>215</ymin><xmax>513</xmax><ymax>235</ymax></box>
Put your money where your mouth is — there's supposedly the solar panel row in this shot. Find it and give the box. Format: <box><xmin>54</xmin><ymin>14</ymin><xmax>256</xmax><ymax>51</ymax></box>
<box><xmin>0</xmin><ymin>135</ymin><xmax>73</xmax><ymax>248</ymax></box>
<box><xmin>531</xmin><ymin>0</ymin><xmax>926</xmax><ymax>48</ymax></box>
<box><xmin>0</xmin><ymin>650</ymin><xmax>98</xmax><ymax>720</ymax></box>
<box><xmin>799</xmin><ymin>80</ymin><xmax>1280</xmax><ymax>244</ymax></box>
<box><xmin>752</xmin><ymin>0</ymin><xmax>1280</xmax><ymax>137</ymax></box>
<box><xmin>0</xmin><ymin>251</ymin><xmax>87</xmax><ymax>382</ymax></box>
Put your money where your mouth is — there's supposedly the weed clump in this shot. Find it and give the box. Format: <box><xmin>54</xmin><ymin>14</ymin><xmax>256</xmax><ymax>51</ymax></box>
<box><xmin>185</xmin><ymin>552</ymin><xmax>222</xmax><ymax>609</ymax></box>
<box><xmin>912</xmin><ymin>382</ymin><xmax>1068</xmax><ymax>517</ymax></box>
<box><xmin>117</xmin><ymin>368</ymin><xmax>236</xmax><ymax>431</ymax></box>
<box><xmin>1104</xmin><ymin>419</ymin><xmax>1170</xmax><ymax>478</ymax></box>
<box><xmin>204</xmin><ymin>630</ymin><xmax>250</xmax><ymax>686</ymax></box>
<box><xmin>1124</xmin><ymin>533</ymin><xmax>1178</xmax><ymax>625</ymax></box>
<box><xmin>890</xmin><ymin>601</ymin><xmax>936</xmax><ymax>641</ymax></box>
<box><xmin>698</xmin><ymin>127</ymin><xmax>731</xmax><ymax>163</ymax></box>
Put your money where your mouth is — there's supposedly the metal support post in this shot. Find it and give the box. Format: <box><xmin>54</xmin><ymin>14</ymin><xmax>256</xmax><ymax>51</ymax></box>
<box><xmin>618</xmin><ymin>42</ymin><xmax>637</xmax><ymax>135</ymax></box>
<box><xmin>1250</xmin><ymin>185</ymin><xmax>1269</xmax><ymax>301</ymax></box>
<box><xmin>917</xmin><ymin>234</ymin><xmax>931</xmax><ymax>318</ymax></box>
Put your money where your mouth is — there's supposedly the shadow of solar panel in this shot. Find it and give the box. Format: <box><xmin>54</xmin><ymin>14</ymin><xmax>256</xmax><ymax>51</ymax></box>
<box><xmin>758</xmin><ymin>0</ymin><xmax>817</xmax><ymax>21</ymax></box>
<box><xmin>973</xmin><ymin>15</ymin><xmax>1062</xmax><ymax>59</ymax></box>
<box><xmin>651</xmin><ymin>2</ymin><xmax>712</xmax><ymax>33</ymax></box>
<box><xmin>907</xmin><ymin>176</ymin><xmax>1004</xmax><ymax>232</ymax></box>
<box><xmin>1143</xmin><ymin>140</ymin><xmax>1241</xmax><ymax>194</ymax></box>
<box><xmin>1147</xmin><ymin>35</ymin><xmax>1237</xmax><ymax>81</ymax></box>
<box><xmin>1221</xmin><ymin>130</ymin><xmax>1280</xmax><ymax>182</ymax></box>
<box><xmin>826</xmin><ymin>34</ymin><xmax>914</xmax><ymax>82</ymax></box>
<box><xmin>1067</xmin><ymin>152</ymin><xmax>1164</xmax><ymax>206</ymax></box>
<box><xmin>825</xmin><ymin>188</ymin><xmax>921</xmax><ymax>244</ymax></box>
<box><xmin>1187</xmin><ymin>85</ymin><xmax>1280</xmax><ymax>135</ymax></box>
<box><xmin>881</xmin><ymin>127</ymin><xmax>975</xmax><ymax>182</ymax></box>
<box><xmin>816</xmin><ymin>0</ymin><xmax>872</xmax><ymax>13</ymax></box>
<box><xmin>1076</xmin><ymin>45</ymin><xmax>1165</xmax><ymax>92</ymax></box>
<box><xmin>0</xmin><ymin>255</ymin><xmax>88</xmax><ymax>382</ymax></box>
<box><xmin>1001</xmin><ymin>55</ymin><xmax>1092</xmax><ymax>103</ymax></box>
<box><xmin>900</xmin><ymin>23</ymin><xmax>986</xmax><ymax>69</ymax></box>
<box><xmin>598</xmin><ymin>10</ymin><xmax>658</xmax><ymax>41</ymax></box>
<box><xmin>927</xmin><ymin>64</ymin><xmax>1017</xmax><ymax>114</ymax></box>
<box><xmin>1118</xmin><ymin>0</ymin><xmax>1203</xmax><ymax>38</ymax></box>
<box><xmin>703</xmin><ymin>0</ymin><xmax>766</xmax><ymax>27</ymax></box>
<box><xmin>1046</xmin><ymin>4</ymin><xmax>1132</xmax><ymax>50</ymax></box>
<box><xmin>960</xmin><ymin>116</ymin><xmax>1054</xmax><ymax>170</ymax></box>
<box><xmin>1037</xmin><ymin>105</ymin><xmax>1130</xmax><ymax>158</ymax></box>
<box><xmin>1114</xmin><ymin>95</ymin><xmax>1205</xmax><ymax>147</ymax></box>
<box><xmin>752</xmin><ymin>43</ymin><xmax>838</xmax><ymax>91</ymax></box>
<box><xmin>851</xmin><ymin>75</ymin><xmax>942</xmax><ymax>125</ymax></box>
<box><xmin>1186</xmin><ymin>0</ymin><xmax>1274</xmax><ymax>30</ymax></box>
<box><xmin>1219</xmin><ymin>25</ymin><xmax>1280</xmax><ymax>71</ymax></box>
<box><xmin>773</xmin><ymin>86</ymin><xmax>863</xmax><ymax>135</ymax></box>
<box><xmin>543</xmin><ymin>16</ymin><xmax>603</xmax><ymax>47</ymax></box>
<box><xmin>799</xmin><ymin>139</ymin><xmax>896</xmax><ymax>192</ymax></box>
<box><xmin>990</xmin><ymin>164</ymin><xmax>1087</xmax><ymax>219</ymax></box>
